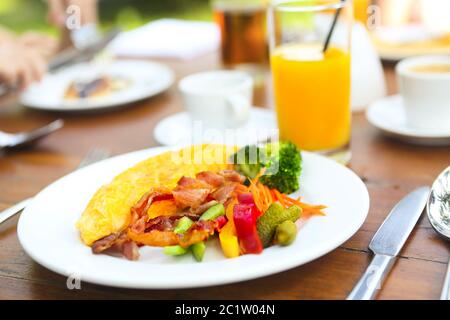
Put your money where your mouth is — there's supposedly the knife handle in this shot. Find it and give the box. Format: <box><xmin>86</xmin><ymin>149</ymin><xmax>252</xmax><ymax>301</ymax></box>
<box><xmin>347</xmin><ymin>254</ymin><xmax>396</xmax><ymax>300</ymax></box>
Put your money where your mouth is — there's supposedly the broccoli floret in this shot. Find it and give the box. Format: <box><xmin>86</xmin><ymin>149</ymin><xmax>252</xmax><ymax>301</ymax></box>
<box><xmin>232</xmin><ymin>145</ymin><xmax>265</xmax><ymax>179</ymax></box>
<box><xmin>232</xmin><ymin>141</ymin><xmax>302</xmax><ymax>194</ymax></box>
<box><xmin>260</xmin><ymin>141</ymin><xmax>302</xmax><ymax>194</ymax></box>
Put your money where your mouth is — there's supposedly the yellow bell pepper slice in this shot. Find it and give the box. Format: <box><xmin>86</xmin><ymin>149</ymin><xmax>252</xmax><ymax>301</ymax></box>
<box><xmin>147</xmin><ymin>199</ymin><xmax>178</xmax><ymax>219</ymax></box>
<box><xmin>219</xmin><ymin>222</ymin><xmax>240</xmax><ymax>258</ymax></box>
<box><xmin>219</xmin><ymin>199</ymin><xmax>240</xmax><ymax>258</ymax></box>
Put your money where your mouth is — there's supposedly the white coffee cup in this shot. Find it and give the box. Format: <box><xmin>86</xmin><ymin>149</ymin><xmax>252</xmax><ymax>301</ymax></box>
<box><xmin>179</xmin><ymin>70</ymin><xmax>253</xmax><ymax>130</ymax></box>
<box><xmin>397</xmin><ymin>55</ymin><xmax>450</xmax><ymax>132</ymax></box>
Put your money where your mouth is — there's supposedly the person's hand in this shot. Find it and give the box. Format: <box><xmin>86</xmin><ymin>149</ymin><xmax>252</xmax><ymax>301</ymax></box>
<box><xmin>0</xmin><ymin>41</ymin><xmax>48</xmax><ymax>90</ymax></box>
<box><xmin>17</xmin><ymin>32</ymin><xmax>58</xmax><ymax>60</ymax></box>
<box><xmin>47</xmin><ymin>0</ymin><xmax>98</xmax><ymax>28</ymax></box>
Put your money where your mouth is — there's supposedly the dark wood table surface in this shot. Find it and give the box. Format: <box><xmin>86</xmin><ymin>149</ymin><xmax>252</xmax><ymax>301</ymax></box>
<box><xmin>0</xmin><ymin>53</ymin><xmax>449</xmax><ymax>300</ymax></box>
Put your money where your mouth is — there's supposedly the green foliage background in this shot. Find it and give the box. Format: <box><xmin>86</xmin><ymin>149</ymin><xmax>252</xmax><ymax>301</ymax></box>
<box><xmin>0</xmin><ymin>0</ymin><xmax>212</xmax><ymax>35</ymax></box>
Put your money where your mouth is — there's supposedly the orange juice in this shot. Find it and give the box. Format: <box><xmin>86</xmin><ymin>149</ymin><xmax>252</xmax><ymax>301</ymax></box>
<box><xmin>271</xmin><ymin>44</ymin><xmax>351</xmax><ymax>151</ymax></box>
<box><xmin>353</xmin><ymin>0</ymin><xmax>369</xmax><ymax>24</ymax></box>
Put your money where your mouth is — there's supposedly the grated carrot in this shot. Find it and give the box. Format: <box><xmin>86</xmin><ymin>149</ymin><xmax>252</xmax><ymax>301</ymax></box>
<box><xmin>245</xmin><ymin>168</ymin><xmax>327</xmax><ymax>217</ymax></box>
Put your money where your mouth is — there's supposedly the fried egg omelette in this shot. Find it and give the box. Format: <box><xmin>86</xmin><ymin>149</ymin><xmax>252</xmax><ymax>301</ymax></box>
<box><xmin>76</xmin><ymin>144</ymin><xmax>237</xmax><ymax>246</ymax></box>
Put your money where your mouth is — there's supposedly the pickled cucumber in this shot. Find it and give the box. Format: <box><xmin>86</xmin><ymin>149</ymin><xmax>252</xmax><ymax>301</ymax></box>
<box><xmin>274</xmin><ymin>220</ymin><xmax>297</xmax><ymax>246</ymax></box>
<box><xmin>257</xmin><ymin>203</ymin><xmax>301</xmax><ymax>247</ymax></box>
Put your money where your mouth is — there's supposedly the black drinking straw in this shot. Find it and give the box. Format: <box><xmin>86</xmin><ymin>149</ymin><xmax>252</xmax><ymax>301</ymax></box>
<box><xmin>323</xmin><ymin>0</ymin><xmax>345</xmax><ymax>53</ymax></box>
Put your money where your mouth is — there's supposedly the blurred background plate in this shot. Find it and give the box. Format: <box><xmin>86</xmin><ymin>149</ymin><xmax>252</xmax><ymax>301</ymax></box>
<box><xmin>20</xmin><ymin>60</ymin><xmax>174</xmax><ymax>111</ymax></box>
<box><xmin>372</xmin><ymin>31</ymin><xmax>450</xmax><ymax>62</ymax></box>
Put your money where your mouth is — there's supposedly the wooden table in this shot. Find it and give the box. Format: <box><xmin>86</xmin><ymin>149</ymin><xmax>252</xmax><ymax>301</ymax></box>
<box><xmin>0</xmin><ymin>54</ymin><xmax>449</xmax><ymax>300</ymax></box>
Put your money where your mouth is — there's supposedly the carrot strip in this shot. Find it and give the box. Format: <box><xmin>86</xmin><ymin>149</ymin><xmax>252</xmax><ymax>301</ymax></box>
<box><xmin>245</xmin><ymin>167</ymin><xmax>327</xmax><ymax>217</ymax></box>
<box><xmin>280</xmin><ymin>193</ymin><xmax>327</xmax><ymax>216</ymax></box>
<box><xmin>272</xmin><ymin>189</ymin><xmax>286</xmax><ymax>207</ymax></box>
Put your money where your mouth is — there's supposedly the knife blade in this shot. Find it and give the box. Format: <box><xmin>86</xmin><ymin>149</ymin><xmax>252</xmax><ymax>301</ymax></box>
<box><xmin>48</xmin><ymin>27</ymin><xmax>120</xmax><ymax>72</ymax></box>
<box><xmin>0</xmin><ymin>28</ymin><xmax>120</xmax><ymax>97</ymax></box>
<box><xmin>347</xmin><ymin>186</ymin><xmax>430</xmax><ymax>300</ymax></box>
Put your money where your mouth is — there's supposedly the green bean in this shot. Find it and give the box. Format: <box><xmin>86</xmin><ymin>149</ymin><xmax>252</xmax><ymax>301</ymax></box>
<box><xmin>174</xmin><ymin>216</ymin><xmax>194</xmax><ymax>234</ymax></box>
<box><xmin>163</xmin><ymin>245</ymin><xmax>188</xmax><ymax>256</ymax></box>
<box><xmin>199</xmin><ymin>203</ymin><xmax>225</xmax><ymax>221</ymax></box>
<box><xmin>191</xmin><ymin>242</ymin><xmax>206</xmax><ymax>262</ymax></box>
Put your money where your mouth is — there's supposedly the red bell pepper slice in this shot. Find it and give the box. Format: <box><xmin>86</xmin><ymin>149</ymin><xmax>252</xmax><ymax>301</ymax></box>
<box><xmin>215</xmin><ymin>215</ymin><xmax>228</xmax><ymax>232</ymax></box>
<box><xmin>233</xmin><ymin>204</ymin><xmax>263</xmax><ymax>254</ymax></box>
<box><xmin>237</xmin><ymin>192</ymin><xmax>255</xmax><ymax>205</ymax></box>
<box><xmin>237</xmin><ymin>193</ymin><xmax>262</xmax><ymax>219</ymax></box>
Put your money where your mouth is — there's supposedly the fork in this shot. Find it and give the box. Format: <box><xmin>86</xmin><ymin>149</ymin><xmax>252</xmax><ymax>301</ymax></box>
<box><xmin>0</xmin><ymin>147</ymin><xmax>110</xmax><ymax>225</ymax></box>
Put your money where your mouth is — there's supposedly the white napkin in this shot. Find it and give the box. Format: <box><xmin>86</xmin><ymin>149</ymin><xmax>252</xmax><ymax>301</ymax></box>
<box><xmin>108</xmin><ymin>19</ymin><xmax>220</xmax><ymax>60</ymax></box>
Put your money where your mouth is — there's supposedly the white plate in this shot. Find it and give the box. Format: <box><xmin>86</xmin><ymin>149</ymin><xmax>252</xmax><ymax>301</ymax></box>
<box><xmin>20</xmin><ymin>60</ymin><xmax>174</xmax><ymax>111</ymax></box>
<box><xmin>372</xmin><ymin>26</ymin><xmax>450</xmax><ymax>62</ymax></box>
<box><xmin>18</xmin><ymin>147</ymin><xmax>369</xmax><ymax>289</ymax></box>
<box><xmin>367</xmin><ymin>95</ymin><xmax>450</xmax><ymax>146</ymax></box>
<box><xmin>154</xmin><ymin>108</ymin><xmax>277</xmax><ymax>146</ymax></box>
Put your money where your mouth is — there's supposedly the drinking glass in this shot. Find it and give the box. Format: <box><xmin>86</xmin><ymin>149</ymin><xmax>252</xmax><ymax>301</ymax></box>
<box><xmin>353</xmin><ymin>0</ymin><xmax>369</xmax><ymax>25</ymax></box>
<box><xmin>268</xmin><ymin>0</ymin><xmax>353</xmax><ymax>163</ymax></box>
<box><xmin>212</xmin><ymin>0</ymin><xmax>269</xmax><ymax>68</ymax></box>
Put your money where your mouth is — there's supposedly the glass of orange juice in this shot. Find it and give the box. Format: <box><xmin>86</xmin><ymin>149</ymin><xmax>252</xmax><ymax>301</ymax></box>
<box><xmin>353</xmin><ymin>0</ymin><xmax>369</xmax><ymax>25</ymax></box>
<box><xmin>268</xmin><ymin>0</ymin><xmax>353</xmax><ymax>163</ymax></box>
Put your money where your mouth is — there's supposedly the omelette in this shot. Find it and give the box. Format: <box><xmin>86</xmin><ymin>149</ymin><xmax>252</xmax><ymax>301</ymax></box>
<box><xmin>76</xmin><ymin>144</ymin><xmax>237</xmax><ymax>246</ymax></box>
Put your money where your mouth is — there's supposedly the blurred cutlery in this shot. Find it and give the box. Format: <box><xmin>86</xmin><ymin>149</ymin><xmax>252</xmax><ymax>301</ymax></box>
<box><xmin>0</xmin><ymin>119</ymin><xmax>64</xmax><ymax>149</ymax></box>
<box><xmin>0</xmin><ymin>198</ymin><xmax>33</xmax><ymax>226</ymax></box>
<box><xmin>70</xmin><ymin>23</ymin><xmax>102</xmax><ymax>50</ymax></box>
<box><xmin>50</xmin><ymin>27</ymin><xmax>120</xmax><ymax>71</ymax></box>
<box><xmin>426</xmin><ymin>166</ymin><xmax>450</xmax><ymax>300</ymax></box>
<box><xmin>0</xmin><ymin>147</ymin><xmax>110</xmax><ymax>225</ymax></box>
<box><xmin>347</xmin><ymin>186</ymin><xmax>430</xmax><ymax>300</ymax></box>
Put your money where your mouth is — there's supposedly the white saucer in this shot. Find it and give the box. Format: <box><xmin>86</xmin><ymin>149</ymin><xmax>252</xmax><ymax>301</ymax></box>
<box><xmin>366</xmin><ymin>95</ymin><xmax>450</xmax><ymax>146</ymax></box>
<box><xmin>154</xmin><ymin>107</ymin><xmax>277</xmax><ymax>146</ymax></box>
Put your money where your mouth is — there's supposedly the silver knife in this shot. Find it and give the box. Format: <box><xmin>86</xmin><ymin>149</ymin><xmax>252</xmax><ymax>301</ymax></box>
<box><xmin>347</xmin><ymin>186</ymin><xmax>430</xmax><ymax>300</ymax></box>
<box><xmin>0</xmin><ymin>198</ymin><xmax>33</xmax><ymax>225</ymax></box>
<box><xmin>0</xmin><ymin>28</ymin><xmax>120</xmax><ymax>97</ymax></box>
<box><xmin>48</xmin><ymin>27</ymin><xmax>120</xmax><ymax>71</ymax></box>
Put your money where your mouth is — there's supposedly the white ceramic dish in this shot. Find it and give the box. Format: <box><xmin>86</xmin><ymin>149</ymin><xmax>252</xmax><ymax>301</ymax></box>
<box><xmin>20</xmin><ymin>60</ymin><xmax>174</xmax><ymax>111</ymax></box>
<box><xmin>396</xmin><ymin>55</ymin><xmax>450</xmax><ymax>132</ymax></box>
<box><xmin>179</xmin><ymin>70</ymin><xmax>253</xmax><ymax>129</ymax></box>
<box><xmin>18</xmin><ymin>146</ymin><xmax>369</xmax><ymax>289</ymax></box>
<box><xmin>367</xmin><ymin>95</ymin><xmax>450</xmax><ymax>146</ymax></box>
<box><xmin>372</xmin><ymin>26</ymin><xmax>450</xmax><ymax>62</ymax></box>
<box><xmin>154</xmin><ymin>108</ymin><xmax>277</xmax><ymax>146</ymax></box>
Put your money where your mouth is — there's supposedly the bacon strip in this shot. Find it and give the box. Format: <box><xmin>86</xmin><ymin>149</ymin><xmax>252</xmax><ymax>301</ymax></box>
<box><xmin>92</xmin><ymin>233</ymin><xmax>119</xmax><ymax>254</ymax></box>
<box><xmin>173</xmin><ymin>188</ymin><xmax>210</xmax><ymax>209</ymax></box>
<box><xmin>127</xmin><ymin>220</ymin><xmax>218</xmax><ymax>248</ymax></box>
<box><xmin>196</xmin><ymin>171</ymin><xmax>225</xmax><ymax>187</ymax></box>
<box><xmin>211</xmin><ymin>182</ymin><xmax>238</xmax><ymax>204</ymax></box>
<box><xmin>91</xmin><ymin>232</ymin><xmax>140</xmax><ymax>261</ymax></box>
<box><xmin>121</xmin><ymin>241</ymin><xmax>140</xmax><ymax>261</ymax></box>
<box><xmin>191</xmin><ymin>200</ymin><xmax>218</xmax><ymax>215</ymax></box>
<box><xmin>178</xmin><ymin>220</ymin><xmax>217</xmax><ymax>247</ymax></box>
<box><xmin>128</xmin><ymin>230</ymin><xmax>180</xmax><ymax>247</ymax></box>
<box><xmin>219</xmin><ymin>170</ymin><xmax>246</xmax><ymax>184</ymax></box>
<box><xmin>129</xmin><ymin>190</ymin><xmax>173</xmax><ymax>233</ymax></box>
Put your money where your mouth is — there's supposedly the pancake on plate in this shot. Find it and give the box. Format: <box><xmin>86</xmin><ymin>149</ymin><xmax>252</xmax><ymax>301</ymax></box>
<box><xmin>64</xmin><ymin>75</ymin><xmax>130</xmax><ymax>100</ymax></box>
